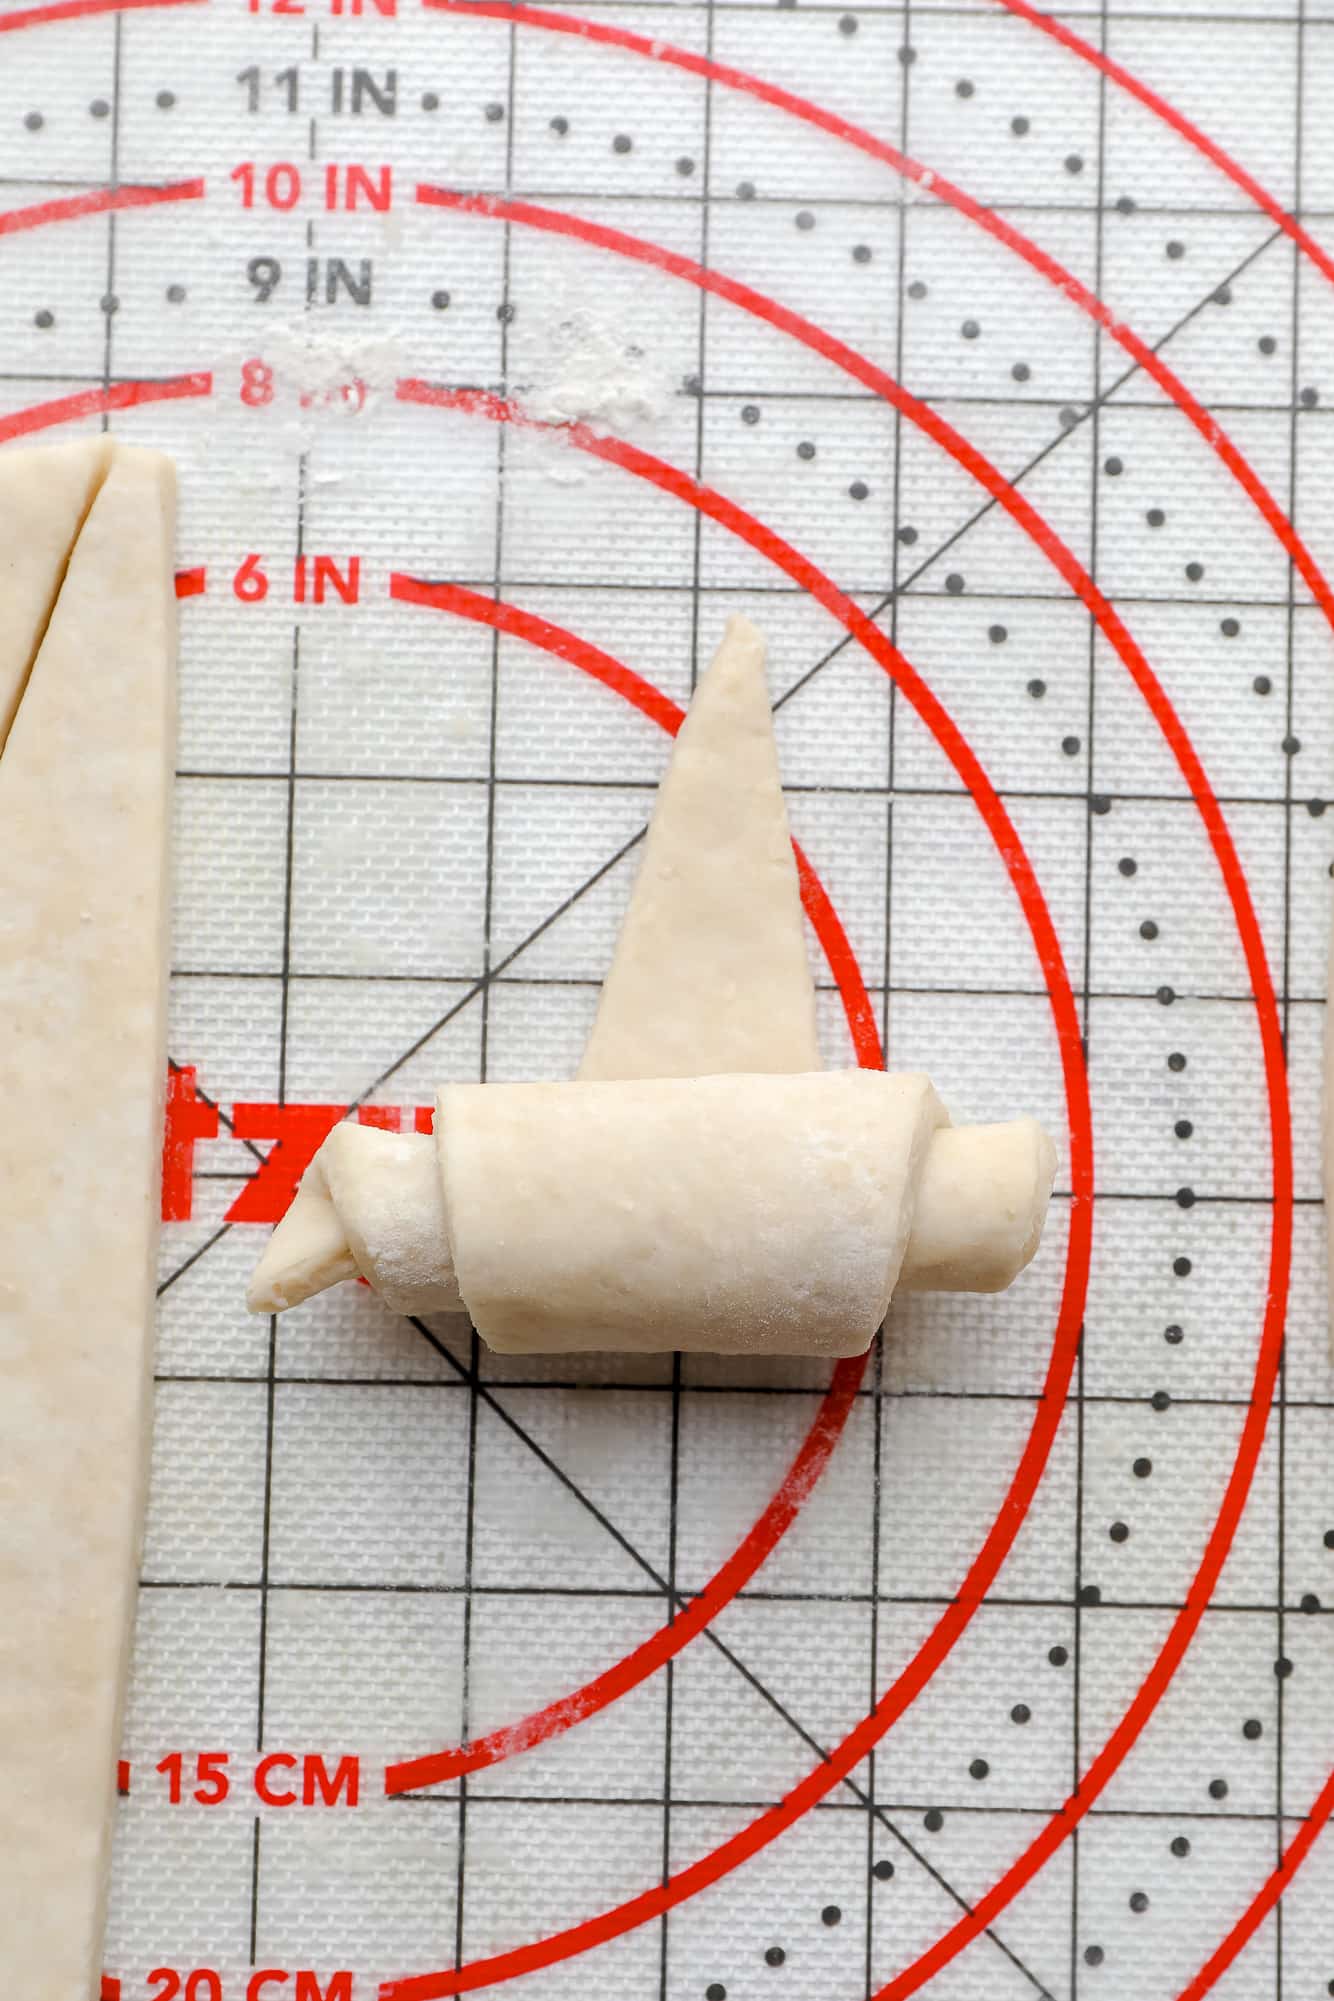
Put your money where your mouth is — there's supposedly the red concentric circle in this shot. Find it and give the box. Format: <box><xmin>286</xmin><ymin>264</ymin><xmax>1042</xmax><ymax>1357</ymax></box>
<box><xmin>2</xmin><ymin>17</ymin><xmax>1311</xmax><ymax>1973</ymax></box>
<box><xmin>377</xmin><ymin>379</ymin><xmax>1094</xmax><ymax>2000</ymax></box>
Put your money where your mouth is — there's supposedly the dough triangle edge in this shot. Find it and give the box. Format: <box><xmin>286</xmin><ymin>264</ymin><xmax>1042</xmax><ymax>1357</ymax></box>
<box><xmin>579</xmin><ymin>612</ymin><xmax>820</xmax><ymax>1081</ymax></box>
<box><xmin>0</xmin><ymin>435</ymin><xmax>115</xmax><ymax>761</ymax></box>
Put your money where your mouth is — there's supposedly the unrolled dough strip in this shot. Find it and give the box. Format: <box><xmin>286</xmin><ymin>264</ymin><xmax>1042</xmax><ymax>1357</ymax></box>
<box><xmin>0</xmin><ymin>436</ymin><xmax>112</xmax><ymax>756</ymax></box>
<box><xmin>0</xmin><ymin>445</ymin><xmax>177</xmax><ymax>2001</ymax></box>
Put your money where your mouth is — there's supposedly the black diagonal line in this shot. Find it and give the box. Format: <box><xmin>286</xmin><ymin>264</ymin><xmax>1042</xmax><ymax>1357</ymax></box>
<box><xmin>156</xmin><ymin>1221</ymin><xmax>231</xmax><ymax>1298</ymax></box>
<box><xmin>770</xmin><ymin>223</ymin><xmax>1287</xmax><ymax>720</ymax></box>
<box><xmin>346</xmin><ymin>825</ymin><xmax>647</xmax><ymax>1107</ymax></box>
<box><xmin>153</xmin><ymin>826</ymin><xmax>651</xmax><ymax>1295</ymax></box>
<box><xmin>406</xmin><ymin>1317</ymin><xmax>1053</xmax><ymax>1996</ymax></box>
<box><xmin>181</xmin><ymin>229</ymin><xmax>1281</xmax><ymax>1209</ymax></box>
<box><xmin>168</xmin><ymin>1054</ymin><xmax>264</xmax><ymax>1163</ymax></box>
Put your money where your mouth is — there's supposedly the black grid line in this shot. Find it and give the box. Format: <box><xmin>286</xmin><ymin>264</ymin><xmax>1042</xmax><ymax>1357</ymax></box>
<box><xmin>432</xmin><ymin>1</ymin><xmax>1334</xmax><ymax>16</ymax></box>
<box><xmin>145</xmin><ymin>1376</ymin><xmax>1334</xmax><ymax>1414</ymax></box>
<box><xmin>1070</xmin><ymin>5</ymin><xmax>1111</xmax><ymax>1988</ymax></box>
<box><xmin>1275</xmin><ymin>10</ymin><xmax>1307</xmax><ymax>1994</ymax></box>
<box><xmin>866</xmin><ymin>11</ymin><xmax>914</xmax><ymax>1985</ymax></box>
<box><xmin>245</xmin><ymin>34</ymin><xmax>321</xmax><ymax>1948</ymax></box>
<box><xmin>402</xmin><ymin>1317</ymin><xmax>1057</xmax><ymax>1994</ymax></box>
<box><xmin>453</xmin><ymin>22</ymin><xmax>523</xmax><ymax>1964</ymax></box>
<box><xmin>133</xmin><ymin>1575</ymin><xmax>1334</xmax><ymax>1615</ymax></box>
<box><xmin>167</xmin><ymin>776</ymin><xmax>1333</xmax><ymax>806</ymax></box>
<box><xmin>655</xmin><ymin>23</ymin><xmax>718</xmax><ymax>1995</ymax></box>
<box><xmin>80</xmin><ymin>0</ymin><xmax>1324</xmax><ymax>1977</ymax></box>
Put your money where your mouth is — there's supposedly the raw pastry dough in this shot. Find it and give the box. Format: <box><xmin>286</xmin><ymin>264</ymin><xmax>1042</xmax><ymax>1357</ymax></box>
<box><xmin>442</xmin><ymin>1070</ymin><xmax>944</xmax><ymax>1355</ymax></box>
<box><xmin>580</xmin><ymin>614</ymin><xmax>820</xmax><ymax>1079</ymax></box>
<box><xmin>255</xmin><ymin>1072</ymin><xmax>956</xmax><ymax>1351</ymax></box>
<box><xmin>0</xmin><ymin>444</ymin><xmax>177</xmax><ymax>2001</ymax></box>
<box><xmin>898</xmin><ymin>1118</ymin><xmax>1055</xmax><ymax>1293</ymax></box>
<box><xmin>248</xmin><ymin>1085</ymin><xmax>1055</xmax><ymax>1329</ymax></box>
<box><xmin>0</xmin><ymin>436</ymin><xmax>112</xmax><ymax>756</ymax></box>
<box><xmin>246</xmin><ymin>615</ymin><xmax>1057</xmax><ymax>1343</ymax></box>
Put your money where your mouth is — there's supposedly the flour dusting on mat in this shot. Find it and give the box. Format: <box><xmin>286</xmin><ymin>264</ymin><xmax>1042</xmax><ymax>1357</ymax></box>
<box><xmin>515</xmin><ymin>308</ymin><xmax>671</xmax><ymax>483</ymax></box>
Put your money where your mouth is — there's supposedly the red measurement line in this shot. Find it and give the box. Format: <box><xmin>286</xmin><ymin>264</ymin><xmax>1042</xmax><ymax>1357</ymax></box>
<box><xmin>412</xmin><ymin>33</ymin><xmax>1308</xmax><ymax>1993</ymax></box>
<box><xmin>991</xmin><ymin>0</ymin><xmax>1334</xmax><ymax>290</ymax></box>
<box><xmin>382</xmin><ymin>378</ymin><xmax>1093</xmax><ymax>2001</ymax></box>
<box><xmin>174</xmin><ymin>565</ymin><xmax>206</xmax><ymax>598</ymax></box>
<box><xmin>396</xmin><ymin>187</ymin><xmax>1292</xmax><ymax>1992</ymax></box>
<box><xmin>391</xmin><ymin>576</ymin><xmax>684</xmax><ymax>740</ymax></box>
<box><xmin>422</xmin><ymin>1</ymin><xmax>1334</xmax><ymax>640</ymax></box>
<box><xmin>0</xmin><ymin>0</ymin><xmax>202</xmax><ymax>30</ymax></box>
<box><xmin>1179</xmin><ymin>1764</ymin><xmax>1334</xmax><ymax>1998</ymax></box>
<box><xmin>0</xmin><ymin>373</ymin><xmax>212</xmax><ymax>446</ymax></box>
<box><xmin>0</xmin><ymin>179</ymin><xmax>203</xmax><ymax>239</ymax></box>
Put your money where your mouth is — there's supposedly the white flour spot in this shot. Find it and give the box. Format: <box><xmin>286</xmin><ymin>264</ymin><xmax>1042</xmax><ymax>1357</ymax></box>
<box><xmin>513</xmin><ymin>306</ymin><xmax>674</xmax><ymax>485</ymax></box>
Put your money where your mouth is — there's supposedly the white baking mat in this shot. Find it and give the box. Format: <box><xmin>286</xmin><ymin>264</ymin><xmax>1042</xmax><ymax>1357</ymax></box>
<box><xmin>4</xmin><ymin>1</ymin><xmax>1333</xmax><ymax>1995</ymax></box>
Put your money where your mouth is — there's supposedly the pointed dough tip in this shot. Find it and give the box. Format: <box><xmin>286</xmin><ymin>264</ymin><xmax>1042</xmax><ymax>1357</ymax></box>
<box><xmin>245</xmin><ymin>1177</ymin><xmax>359</xmax><ymax>1314</ymax></box>
<box><xmin>719</xmin><ymin>610</ymin><xmax>767</xmax><ymax>658</ymax></box>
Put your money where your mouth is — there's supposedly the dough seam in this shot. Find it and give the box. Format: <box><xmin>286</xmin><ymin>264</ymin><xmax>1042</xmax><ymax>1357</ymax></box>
<box><xmin>0</xmin><ymin>440</ymin><xmax>113</xmax><ymax>762</ymax></box>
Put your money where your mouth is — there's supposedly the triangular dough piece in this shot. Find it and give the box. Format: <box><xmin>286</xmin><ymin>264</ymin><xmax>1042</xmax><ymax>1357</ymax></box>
<box><xmin>0</xmin><ymin>446</ymin><xmax>176</xmax><ymax>2001</ymax></box>
<box><xmin>579</xmin><ymin>614</ymin><xmax>819</xmax><ymax>1081</ymax></box>
<box><xmin>0</xmin><ymin>436</ymin><xmax>114</xmax><ymax>757</ymax></box>
<box><xmin>249</xmin><ymin>617</ymin><xmax>822</xmax><ymax>1318</ymax></box>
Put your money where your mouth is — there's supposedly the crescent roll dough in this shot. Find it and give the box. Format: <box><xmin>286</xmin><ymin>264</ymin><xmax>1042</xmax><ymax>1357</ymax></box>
<box><xmin>442</xmin><ymin>1070</ymin><xmax>944</xmax><ymax>1356</ymax></box>
<box><xmin>249</xmin><ymin>1074</ymin><xmax>1056</xmax><ymax>1351</ymax></box>
<box><xmin>246</xmin><ymin>615</ymin><xmax>1058</xmax><ymax>1349</ymax></box>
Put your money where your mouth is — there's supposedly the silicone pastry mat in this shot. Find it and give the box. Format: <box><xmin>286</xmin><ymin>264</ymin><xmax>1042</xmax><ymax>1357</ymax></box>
<box><xmin>4</xmin><ymin>1</ymin><xmax>1334</xmax><ymax>1995</ymax></box>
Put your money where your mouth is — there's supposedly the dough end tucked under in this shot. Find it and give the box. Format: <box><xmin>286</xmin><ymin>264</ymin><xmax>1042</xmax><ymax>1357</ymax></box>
<box><xmin>246</xmin><ymin>1171</ymin><xmax>358</xmax><ymax>1314</ymax></box>
<box><xmin>247</xmin><ymin>1125</ymin><xmax>464</xmax><ymax>1317</ymax></box>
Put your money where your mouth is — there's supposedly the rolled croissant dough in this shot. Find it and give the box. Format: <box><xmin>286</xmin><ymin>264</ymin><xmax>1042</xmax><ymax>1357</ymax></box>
<box><xmin>250</xmin><ymin>614</ymin><xmax>820</xmax><ymax>1318</ymax></box>
<box><xmin>443</xmin><ymin>1070</ymin><xmax>946</xmax><ymax>1355</ymax></box>
<box><xmin>0</xmin><ymin>444</ymin><xmax>177</xmax><ymax>2001</ymax></box>
<box><xmin>248</xmin><ymin>616</ymin><xmax>1056</xmax><ymax>1338</ymax></box>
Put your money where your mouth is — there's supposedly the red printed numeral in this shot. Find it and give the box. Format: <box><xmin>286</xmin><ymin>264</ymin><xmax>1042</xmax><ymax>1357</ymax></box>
<box><xmin>230</xmin><ymin>163</ymin><xmax>392</xmax><ymax>211</ymax></box>
<box><xmin>228</xmin><ymin>550</ymin><xmax>361</xmax><ymax>605</ymax></box>
<box><xmin>152</xmin><ymin>1750</ymin><xmax>359</xmax><ymax>1808</ymax></box>
<box><xmin>230</xmin><ymin>161</ymin><xmax>302</xmax><ymax>210</ymax></box>
<box><xmin>155</xmin><ymin>1751</ymin><xmax>231</xmax><ymax>1805</ymax></box>
<box><xmin>147</xmin><ymin>1976</ymin><xmax>352</xmax><ymax>2001</ymax></box>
